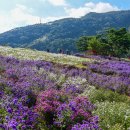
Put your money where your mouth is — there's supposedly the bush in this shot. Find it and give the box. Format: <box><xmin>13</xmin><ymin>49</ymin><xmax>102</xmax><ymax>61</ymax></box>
<box><xmin>86</xmin><ymin>88</ymin><xmax>130</xmax><ymax>104</ymax></box>
<box><xmin>93</xmin><ymin>101</ymin><xmax>130</xmax><ymax>130</ymax></box>
<box><xmin>35</xmin><ymin>89</ymin><xmax>100</xmax><ymax>130</ymax></box>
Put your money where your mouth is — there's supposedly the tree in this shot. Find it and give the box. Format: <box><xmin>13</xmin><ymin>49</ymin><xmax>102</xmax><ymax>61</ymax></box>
<box><xmin>88</xmin><ymin>37</ymin><xmax>110</xmax><ymax>55</ymax></box>
<box><xmin>76</xmin><ymin>36</ymin><xmax>92</xmax><ymax>52</ymax></box>
<box><xmin>95</xmin><ymin>28</ymin><xmax>130</xmax><ymax>57</ymax></box>
<box><xmin>104</xmin><ymin>28</ymin><xmax>130</xmax><ymax>57</ymax></box>
<box><xmin>76</xmin><ymin>28</ymin><xmax>130</xmax><ymax>57</ymax></box>
<box><xmin>88</xmin><ymin>37</ymin><xmax>100</xmax><ymax>54</ymax></box>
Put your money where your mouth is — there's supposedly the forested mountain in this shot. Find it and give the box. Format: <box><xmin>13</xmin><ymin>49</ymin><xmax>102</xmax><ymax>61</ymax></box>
<box><xmin>0</xmin><ymin>10</ymin><xmax>130</xmax><ymax>53</ymax></box>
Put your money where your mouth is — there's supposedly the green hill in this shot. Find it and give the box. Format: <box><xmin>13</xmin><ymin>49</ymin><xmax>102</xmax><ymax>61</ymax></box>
<box><xmin>0</xmin><ymin>10</ymin><xmax>130</xmax><ymax>53</ymax></box>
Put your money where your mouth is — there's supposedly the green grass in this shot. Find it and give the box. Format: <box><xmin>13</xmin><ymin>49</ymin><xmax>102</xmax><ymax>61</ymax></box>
<box><xmin>0</xmin><ymin>46</ymin><xmax>94</xmax><ymax>68</ymax></box>
<box><xmin>82</xmin><ymin>87</ymin><xmax>130</xmax><ymax>130</ymax></box>
<box><xmin>93</xmin><ymin>101</ymin><xmax>130</xmax><ymax>130</ymax></box>
<box><xmin>83</xmin><ymin>87</ymin><xmax>130</xmax><ymax>104</ymax></box>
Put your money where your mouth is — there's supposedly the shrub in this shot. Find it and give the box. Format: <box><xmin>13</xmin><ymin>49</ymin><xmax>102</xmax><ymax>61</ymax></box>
<box><xmin>93</xmin><ymin>101</ymin><xmax>130</xmax><ymax>130</ymax></box>
<box><xmin>85</xmin><ymin>88</ymin><xmax>130</xmax><ymax>104</ymax></box>
<box><xmin>35</xmin><ymin>89</ymin><xmax>100</xmax><ymax>129</ymax></box>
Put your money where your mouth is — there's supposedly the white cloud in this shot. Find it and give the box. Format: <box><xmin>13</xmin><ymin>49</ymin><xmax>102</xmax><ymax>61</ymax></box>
<box><xmin>10</xmin><ymin>4</ymin><xmax>39</xmax><ymax>24</ymax></box>
<box><xmin>0</xmin><ymin>4</ymin><xmax>65</xmax><ymax>33</ymax></box>
<box><xmin>65</xmin><ymin>2</ymin><xmax>119</xmax><ymax>18</ymax></box>
<box><xmin>0</xmin><ymin>4</ymin><xmax>39</xmax><ymax>33</ymax></box>
<box><xmin>40</xmin><ymin>0</ymin><xmax>67</xmax><ymax>6</ymax></box>
<box><xmin>0</xmin><ymin>14</ymin><xmax>12</xmax><ymax>33</ymax></box>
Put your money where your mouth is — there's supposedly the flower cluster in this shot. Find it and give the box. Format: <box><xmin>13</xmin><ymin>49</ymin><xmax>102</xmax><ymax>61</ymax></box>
<box><xmin>1</xmin><ymin>53</ymin><xmax>129</xmax><ymax>130</ymax></box>
<box><xmin>35</xmin><ymin>89</ymin><xmax>100</xmax><ymax>130</ymax></box>
<box><xmin>1</xmin><ymin>96</ymin><xmax>38</xmax><ymax>130</ymax></box>
<box><xmin>86</xmin><ymin>60</ymin><xmax>130</xmax><ymax>95</ymax></box>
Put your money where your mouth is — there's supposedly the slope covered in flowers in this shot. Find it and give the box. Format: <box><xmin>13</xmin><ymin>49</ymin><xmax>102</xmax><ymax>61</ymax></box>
<box><xmin>0</xmin><ymin>56</ymin><xmax>100</xmax><ymax>130</ymax></box>
<box><xmin>0</xmin><ymin>46</ymin><xmax>94</xmax><ymax>68</ymax></box>
<box><xmin>0</xmin><ymin>46</ymin><xmax>130</xmax><ymax>130</ymax></box>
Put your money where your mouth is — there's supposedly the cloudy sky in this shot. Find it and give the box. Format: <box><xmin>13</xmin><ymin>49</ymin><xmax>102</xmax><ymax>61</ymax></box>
<box><xmin>0</xmin><ymin>0</ymin><xmax>129</xmax><ymax>33</ymax></box>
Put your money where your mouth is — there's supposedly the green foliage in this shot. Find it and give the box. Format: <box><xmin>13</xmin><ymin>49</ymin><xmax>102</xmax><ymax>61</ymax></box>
<box><xmin>88</xmin><ymin>37</ymin><xmax>99</xmax><ymax>51</ymax></box>
<box><xmin>83</xmin><ymin>87</ymin><xmax>130</xmax><ymax>130</ymax></box>
<box><xmin>29</xmin><ymin>38</ymin><xmax>78</xmax><ymax>53</ymax></box>
<box><xmin>93</xmin><ymin>101</ymin><xmax>130</xmax><ymax>130</ymax></box>
<box><xmin>87</xmin><ymin>36</ymin><xmax>110</xmax><ymax>55</ymax></box>
<box><xmin>85</xmin><ymin>88</ymin><xmax>130</xmax><ymax>104</ymax></box>
<box><xmin>0</xmin><ymin>108</ymin><xmax>7</xmax><ymax>124</ymax></box>
<box><xmin>100</xmin><ymin>28</ymin><xmax>130</xmax><ymax>57</ymax></box>
<box><xmin>126</xmin><ymin>49</ymin><xmax>130</xmax><ymax>57</ymax></box>
<box><xmin>108</xmin><ymin>124</ymin><xmax>124</xmax><ymax>130</ymax></box>
<box><xmin>76</xmin><ymin>36</ymin><xmax>91</xmax><ymax>51</ymax></box>
<box><xmin>77</xmin><ymin>28</ymin><xmax>130</xmax><ymax>57</ymax></box>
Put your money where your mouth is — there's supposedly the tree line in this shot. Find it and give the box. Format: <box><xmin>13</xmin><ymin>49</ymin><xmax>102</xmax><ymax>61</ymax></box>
<box><xmin>76</xmin><ymin>28</ymin><xmax>130</xmax><ymax>58</ymax></box>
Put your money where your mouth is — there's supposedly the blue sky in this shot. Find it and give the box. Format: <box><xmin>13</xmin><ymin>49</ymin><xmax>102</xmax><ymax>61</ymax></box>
<box><xmin>0</xmin><ymin>0</ymin><xmax>129</xmax><ymax>33</ymax></box>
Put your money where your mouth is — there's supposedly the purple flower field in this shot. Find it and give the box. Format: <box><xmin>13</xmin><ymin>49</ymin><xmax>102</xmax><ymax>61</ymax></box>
<box><xmin>86</xmin><ymin>59</ymin><xmax>130</xmax><ymax>95</ymax></box>
<box><xmin>0</xmin><ymin>55</ymin><xmax>130</xmax><ymax>130</ymax></box>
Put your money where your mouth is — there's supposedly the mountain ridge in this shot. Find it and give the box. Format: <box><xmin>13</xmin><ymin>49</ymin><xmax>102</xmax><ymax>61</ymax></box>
<box><xmin>0</xmin><ymin>10</ymin><xmax>130</xmax><ymax>53</ymax></box>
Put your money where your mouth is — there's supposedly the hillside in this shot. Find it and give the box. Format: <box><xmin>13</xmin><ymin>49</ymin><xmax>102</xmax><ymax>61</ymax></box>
<box><xmin>0</xmin><ymin>10</ymin><xmax>130</xmax><ymax>53</ymax></box>
<box><xmin>0</xmin><ymin>46</ymin><xmax>94</xmax><ymax>68</ymax></box>
<box><xmin>0</xmin><ymin>46</ymin><xmax>130</xmax><ymax>130</ymax></box>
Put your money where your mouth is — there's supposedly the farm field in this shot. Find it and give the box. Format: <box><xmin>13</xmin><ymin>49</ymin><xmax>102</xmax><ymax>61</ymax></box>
<box><xmin>0</xmin><ymin>46</ymin><xmax>130</xmax><ymax>130</ymax></box>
